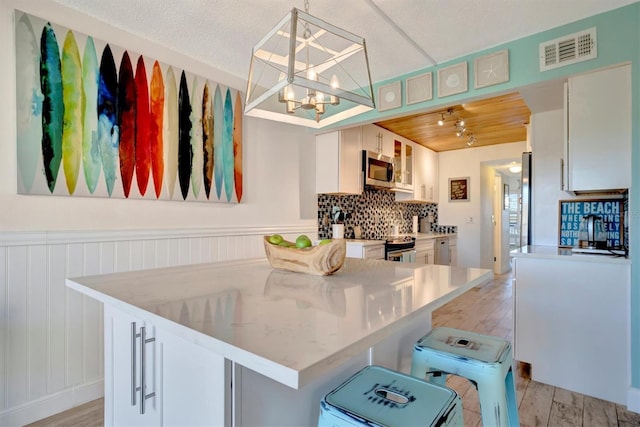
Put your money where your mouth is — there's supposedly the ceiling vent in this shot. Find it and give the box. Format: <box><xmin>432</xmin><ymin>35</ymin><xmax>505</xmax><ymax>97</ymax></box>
<box><xmin>539</xmin><ymin>27</ymin><xmax>597</xmax><ymax>71</ymax></box>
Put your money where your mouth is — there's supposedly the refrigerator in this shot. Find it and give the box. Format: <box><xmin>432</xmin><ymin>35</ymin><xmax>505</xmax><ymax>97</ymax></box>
<box><xmin>519</xmin><ymin>152</ymin><xmax>532</xmax><ymax>247</ymax></box>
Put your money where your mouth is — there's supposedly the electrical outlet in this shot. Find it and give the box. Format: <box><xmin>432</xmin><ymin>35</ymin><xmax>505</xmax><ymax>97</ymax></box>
<box><xmin>465</xmin><ymin>216</ymin><xmax>474</xmax><ymax>224</ymax></box>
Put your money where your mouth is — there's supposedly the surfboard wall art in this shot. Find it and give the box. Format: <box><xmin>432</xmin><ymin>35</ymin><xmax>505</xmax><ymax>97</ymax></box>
<box><xmin>14</xmin><ymin>10</ymin><xmax>243</xmax><ymax>203</ymax></box>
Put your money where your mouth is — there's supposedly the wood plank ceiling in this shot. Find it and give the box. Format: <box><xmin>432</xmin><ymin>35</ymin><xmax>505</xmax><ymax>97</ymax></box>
<box><xmin>375</xmin><ymin>92</ymin><xmax>531</xmax><ymax>152</ymax></box>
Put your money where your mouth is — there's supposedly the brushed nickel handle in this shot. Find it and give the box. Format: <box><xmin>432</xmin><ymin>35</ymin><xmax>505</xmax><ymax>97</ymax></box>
<box><xmin>131</xmin><ymin>322</ymin><xmax>137</xmax><ymax>407</ymax></box>
<box><xmin>139</xmin><ymin>326</ymin><xmax>156</xmax><ymax>415</ymax></box>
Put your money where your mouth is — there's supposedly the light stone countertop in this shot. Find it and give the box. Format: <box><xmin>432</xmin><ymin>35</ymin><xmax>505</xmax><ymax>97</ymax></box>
<box><xmin>510</xmin><ymin>245</ymin><xmax>630</xmax><ymax>264</ymax></box>
<box><xmin>66</xmin><ymin>258</ymin><xmax>492</xmax><ymax>389</ymax></box>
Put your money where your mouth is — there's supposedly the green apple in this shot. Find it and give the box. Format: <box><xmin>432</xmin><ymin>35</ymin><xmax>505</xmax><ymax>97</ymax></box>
<box><xmin>295</xmin><ymin>235</ymin><xmax>312</xmax><ymax>249</ymax></box>
<box><xmin>269</xmin><ymin>234</ymin><xmax>284</xmax><ymax>245</ymax></box>
<box><xmin>319</xmin><ymin>239</ymin><xmax>332</xmax><ymax>245</ymax></box>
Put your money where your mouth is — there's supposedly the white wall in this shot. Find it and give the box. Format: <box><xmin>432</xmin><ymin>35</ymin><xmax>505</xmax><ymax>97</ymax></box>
<box><xmin>0</xmin><ymin>1</ymin><xmax>319</xmax><ymax>424</ymax></box>
<box><xmin>438</xmin><ymin>141</ymin><xmax>527</xmax><ymax>267</ymax></box>
<box><xmin>529</xmin><ymin>109</ymin><xmax>566</xmax><ymax>245</ymax></box>
<box><xmin>0</xmin><ymin>0</ymin><xmax>317</xmax><ymax>233</ymax></box>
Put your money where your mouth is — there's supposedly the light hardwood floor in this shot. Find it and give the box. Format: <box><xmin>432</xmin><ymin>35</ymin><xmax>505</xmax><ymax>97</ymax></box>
<box><xmin>27</xmin><ymin>271</ymin><xmax>640</xmax><ymax>427</ymax></box>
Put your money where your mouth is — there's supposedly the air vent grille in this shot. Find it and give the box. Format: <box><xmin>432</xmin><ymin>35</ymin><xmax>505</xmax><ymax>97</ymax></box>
<box><xmin>539</xmin><ymin>28</ymin><xmax>597</xmax><ymax>71</ymax></box>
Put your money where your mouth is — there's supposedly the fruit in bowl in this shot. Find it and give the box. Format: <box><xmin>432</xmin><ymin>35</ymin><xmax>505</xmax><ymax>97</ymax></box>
<box><xmin>263</xmin><ymin>235</ymin><xmax>346</xmax><ymax>276</ymax></box>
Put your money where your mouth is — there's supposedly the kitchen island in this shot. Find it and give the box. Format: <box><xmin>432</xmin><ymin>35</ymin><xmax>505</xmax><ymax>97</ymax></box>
<box><xmin>67</xmin><ymin>257</ymin><xmax>492</xmax><ymax>426</ymax></box>
<box><xmin>511</xmin><ymin>246</ymin><xmax>630</xmax><ymax>405</ymax></box>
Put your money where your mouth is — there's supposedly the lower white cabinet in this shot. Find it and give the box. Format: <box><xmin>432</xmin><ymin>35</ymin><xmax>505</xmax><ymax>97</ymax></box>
<box><xmin>512</xmin><ymin>255</ymin><xmax>629</xmax><ymax>404</ymax></box>
<box><xmin>448</xmin><ymin>237</ymin><xmax>457</xmax><ymax>266</ymax></box>
<box><xmin>105</xmin><ymin>306</ymin><xmax>230</xmax><ymax>426</ymax></box>
<box><xmin>414</xmin><ymin>237</ymin><xmax>435</xmax><ymax>265</ymax></box>
<box><xmin>346</xmin><ymin>242</ymin><xmax>385</xmax><ymax>259</ymax></box>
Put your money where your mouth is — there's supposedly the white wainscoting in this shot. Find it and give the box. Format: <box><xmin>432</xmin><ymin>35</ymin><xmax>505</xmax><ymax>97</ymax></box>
<box><xmin>0</xmin><ymin>225</ymin><xmax>315</xmax><ymax>426</ymax></box>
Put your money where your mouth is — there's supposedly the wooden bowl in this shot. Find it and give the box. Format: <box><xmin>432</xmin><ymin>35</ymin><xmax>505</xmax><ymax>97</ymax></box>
<box><xmin>263</xmin><ymin>236</ymin><xmax>346</xmax><ymax>276</ymax></box>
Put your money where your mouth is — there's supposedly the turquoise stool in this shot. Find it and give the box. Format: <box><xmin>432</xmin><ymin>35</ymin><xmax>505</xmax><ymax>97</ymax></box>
<box><xmin>411</xmin><ymin>327</ymin><xmax>519</xmax><ymax>427</ymax></box>
<box><xmin>318</xmin><ymin>365</ymin><xmax>464</xmax><ymax>426</ymax></box>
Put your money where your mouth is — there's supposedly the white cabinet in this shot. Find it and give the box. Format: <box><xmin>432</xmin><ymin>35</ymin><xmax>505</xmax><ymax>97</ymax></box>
<box><xmin>396</xmin><ymin>143</ymin><xmax>438</xmax><ymax>203</ymax></box>
<box><xmin>393</xmin><ymin>137</ymin><xmax>413</xmax><ymax>192</ymax></box>
<box><xmin>316</xmin><ymin>127</ymin><xmax>362</xmax><ymax>194</ymax></box>
<box><xmin>448</xmin><ymin>237</ymin><xmax>457</xmax><ymax>266</ymax></box>
<box><xmin>563</xmin><ymin>64</ymin><xmax>631</xmax><ymax>192</ymax></box>
<box><xmin>106</xmin><ymin>307</ymin><xmax>160</xmax><ymax>426</ymax></box>
<box><xmin>104</xmin><ymin>305</ymin><xmax>230</xmax><ymax>426</ymax></box>
<box><xmin>362</xmin><ymin>124</ymin><xmax>393</xmax><ymax>157</ymax></box>
<box><xmin>512</xmin><ymin>255</ymin><xmax>629</xmax><ymax>404</ymax></box>
<box><xmin>415</xmin><ymin>237</ymin><xmax>435</xmax><ymax>265</ymax></box>
<box><xmin>346</xmin><ymin>241</ymin><xmax>385</xmax><ymax>259</ymax></box>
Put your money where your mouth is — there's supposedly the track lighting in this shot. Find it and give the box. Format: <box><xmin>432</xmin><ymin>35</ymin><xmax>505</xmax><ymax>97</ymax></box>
<box><xmin>438</xmin><ymin>114</ymin><xmax>445</xmax><ymax>126</ymax></box>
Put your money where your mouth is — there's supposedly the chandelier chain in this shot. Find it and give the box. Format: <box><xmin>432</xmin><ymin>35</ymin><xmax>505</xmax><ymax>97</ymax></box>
<box><xmin>304</xmin><ymin>0</ymin><xmax>309</xmax><ymax>13</ymax></box>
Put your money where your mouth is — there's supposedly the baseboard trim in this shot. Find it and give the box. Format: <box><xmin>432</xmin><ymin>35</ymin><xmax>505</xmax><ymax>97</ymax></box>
<box><xmin>628</xmin><ymin>387</ymin><xmax>640</xmax><ymax>413</ymax></box>
<box><xmin>0</xmin><ymin>379</ymin><xmax>104</xmax><ymax>427</ymax></box>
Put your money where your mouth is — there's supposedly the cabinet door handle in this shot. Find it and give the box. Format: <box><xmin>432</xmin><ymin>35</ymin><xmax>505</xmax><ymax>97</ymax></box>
<box><xmin>131</xmin><ymin>322</ymin><xmax>137</xmax><ymax>407</ymax></box>
<box><xmin>139</xmin><ymin>326</ymin><xmax>156</xmax><ymax>415</ymax></box>
<box><xmin>560</xmin><ymin>158</ymin><xmax>565</xmax><ymax>190</ymax></box>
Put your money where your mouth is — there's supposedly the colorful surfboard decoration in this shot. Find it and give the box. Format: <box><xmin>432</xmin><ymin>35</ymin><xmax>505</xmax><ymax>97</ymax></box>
<box><xmin>223</xmin><ymin>88</ymin><xmax>234</xmax><ymax>202</ymax></box>
<box><xmin>61</xmin><ymin>30</ymin><xmax>83</xmax><ymax>195</ymax></box>
<box><xmin>40</xmin><ymin>22</ymin><xmax>63</xmax><ymax>193</ymax></box>
<box><xmin>118</xmin><ymin>51</ymin><xmax>136</xmax><ymax>198</ymax></box>
<box><xmin>81</xmin><ymin>36</ymin><xmax>101</xmax><ymax>194</ymax></box>
<box><xmin>150</xmin><ymin>61</ymin><xmax>164</xmax><ymax>199</ymax></box>
<box><xmin>233</xmin><ymin>91</ymin><xmax>243</xmax><ymax>202</ymax></box>
<box><xmin>16</xmin><ymin>14</ymin><xmax>42</xmax><ymax>194</ymax></box>
<box><xmin>15</xmin><ymin>11</ymin><xmax>243</xmax><ymax>203</ymax></box>
<box><xmin>202</xmin><ymin>82</ymin><xmax>214</xmax><ymax>199</ymax></box>
<box><xmin>178</xmin><ymin>71</ymin><xmax>193</xmax><ymax>200</ymax></box>
<box><xmin>135</xmin><ymin>55</ymin><xmax>151</xmax><ymax>196</ymax></box>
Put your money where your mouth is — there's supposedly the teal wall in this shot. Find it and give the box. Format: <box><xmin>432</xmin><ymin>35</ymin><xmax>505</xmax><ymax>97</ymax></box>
<box><xmin>334</xmin><ymin>3</ymin><xmax>640</xmax><ymax>390</ymax></box>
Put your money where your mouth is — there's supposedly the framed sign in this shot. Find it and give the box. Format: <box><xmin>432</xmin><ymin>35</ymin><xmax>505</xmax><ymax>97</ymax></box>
<box><xmin>558</xmin><ymin>199</ymin><xmax>624</xmax><ymax>248</ymax></box>
<box><xmin>448</xmin><ymin>177</ymin><xmax>470</xmax><ymax>202</ymax></box>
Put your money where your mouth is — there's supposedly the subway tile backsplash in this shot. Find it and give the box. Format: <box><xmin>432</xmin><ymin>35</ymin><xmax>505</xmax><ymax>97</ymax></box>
<box><xmin>318</xmin><ymin>188</ymin><xmax>457</xmax><ymax>239</ymax></box>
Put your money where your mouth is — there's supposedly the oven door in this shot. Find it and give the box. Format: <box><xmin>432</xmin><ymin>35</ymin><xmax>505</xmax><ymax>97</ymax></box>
<box><xmin>387</xmin><ymin>249</ymin><xmax>417</xmax><ymax>263</ymax></box>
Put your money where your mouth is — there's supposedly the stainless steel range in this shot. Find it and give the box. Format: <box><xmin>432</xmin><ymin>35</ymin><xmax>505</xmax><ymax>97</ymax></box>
<box><xmin>384</xmin><ymin>236</ymin><xmax>416</xmax><ymax>262</ymax></box>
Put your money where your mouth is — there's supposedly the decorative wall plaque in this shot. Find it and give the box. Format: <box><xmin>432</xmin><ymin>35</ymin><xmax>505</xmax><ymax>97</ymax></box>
<box><xmin>474</xmin><ymin>49</ymin><xmax>509</xmax><ymax>89</ymax></box>
<box><xmin>437</xmin><ymin>62</ymin><xmax>468</xmax><ymax>98</ymax></box>
<box><xmin>377</xmin><ymin>81</ymin><xmax>402</xmax><ymax>111</ymax></box>
<box><xmin>406</xmin><ymin>72</ymin><xmax>432</xmax><ymax>105</ymax></box>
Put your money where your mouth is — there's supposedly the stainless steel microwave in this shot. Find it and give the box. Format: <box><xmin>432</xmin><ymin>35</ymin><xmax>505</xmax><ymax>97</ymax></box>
<box><xmin>362</xmin><ymin>150</ymin><xmax>394</xmax><ymax>188</ymax></box>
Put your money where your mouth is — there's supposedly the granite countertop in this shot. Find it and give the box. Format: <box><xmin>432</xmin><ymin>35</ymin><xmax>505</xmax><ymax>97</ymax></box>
<box><xmin>66</xmin><ymin>258</ymin><xmax>491</xmax><ymax>389</ymax></box>
<box><xmin>511</xmin><ymin>245</ymin><xmax>630</xmax><ymax>264</ymax></box>
<box><xmin>346</xmin><ymin>233</ymin><xmax>456</xmax><ymax>245</ymax></box>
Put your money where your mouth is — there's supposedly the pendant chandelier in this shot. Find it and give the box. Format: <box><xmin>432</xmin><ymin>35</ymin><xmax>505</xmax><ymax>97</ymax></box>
<box><xmin>244</xmin><ymin>0</ymin><xmax>375</xmax><ymax>128</ymax></box>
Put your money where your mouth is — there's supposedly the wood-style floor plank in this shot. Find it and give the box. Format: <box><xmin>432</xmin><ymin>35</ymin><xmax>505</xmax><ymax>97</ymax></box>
<box><xmin>27</xmin><ymin>271</ymin><xmax>640</xmax><ymax>427</ymax></box>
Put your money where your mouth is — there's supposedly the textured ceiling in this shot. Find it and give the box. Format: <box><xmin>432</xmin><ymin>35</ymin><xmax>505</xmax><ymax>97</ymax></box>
<box><xmin>51</xmin><ymin>0</ymin><xmax>637</xmax><ymax>85</ymax></box>
<box><xmin>45</xmin><ymin>0</ymin><xmax>637</xmax><ymax>158</ymax></box>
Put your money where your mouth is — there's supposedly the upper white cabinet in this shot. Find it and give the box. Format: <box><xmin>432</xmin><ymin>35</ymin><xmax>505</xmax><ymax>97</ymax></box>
<box><xmin>563</xmin><ymin>64</ymin><xmax>631</xmax><ymax>192</ymax></box>
<box><xmin>316</xmin><ymin>127</ymin><xmax>363</xmax><ymax>194</ymax></box>
<box><xmin>362</xmin><ymin>124</ymin><xmax>394</xmax><ymax>158</ymax></box>
<box><xmin>396</xmin><ymin>143</ymin><xmax>438</xmax><ymax>203</ymax></box>
<box><xmin>393</xmin><ymin>137</ymin><xmax>414</xmax><ymax>192</ymax></box>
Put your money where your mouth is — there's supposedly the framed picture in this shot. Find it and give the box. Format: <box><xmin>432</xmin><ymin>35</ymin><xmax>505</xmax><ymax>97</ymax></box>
<box><xmin>558</xmin><ymin>199</ymin><xmax>624</xmax><ymax>248</ymax></box>
<box><xmin>503</xmin><ymin>184</ymin><xmax>510</xmax><ymax>210</ymax></box>
<box><xmin>406</xmin><ymin>72</ymin><xmax>432</xmax><ymax>105</ymax></box>
<box><xmin>474</xmin><ymin>49</ymin><xmax>510</xmax><ymax>89</ymax></box>
<box><xmin>377</xmin><ymin>81</ymin><xmax>402</xmax><ymax>111</ymax></box>
<box><xmin>448</xmin><ymin>177</ymin><xmax>470</xmax><ymax>202</ymax></box>
<box><xmin>437</xmin><ymin>62</ymin><xmax>467</xmax><ymax>98</ymax></box>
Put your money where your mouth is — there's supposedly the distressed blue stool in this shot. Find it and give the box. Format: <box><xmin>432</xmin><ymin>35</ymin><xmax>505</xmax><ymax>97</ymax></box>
<box><xmin>411</xmin><ymin>327</ymin><xmax>519</xmax><ymax>427</ymax></box>
<box><xmin>318</xmin><ymin>365</ymin><xmax>463</xmax><ymax>427</ymax></box>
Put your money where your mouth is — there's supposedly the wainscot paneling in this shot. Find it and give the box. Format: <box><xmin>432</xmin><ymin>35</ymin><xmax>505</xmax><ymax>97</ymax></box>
<box><xmin>0</xmin><ymin>225</ymin><xmax>315</xmax><ymax>426</ymax></box>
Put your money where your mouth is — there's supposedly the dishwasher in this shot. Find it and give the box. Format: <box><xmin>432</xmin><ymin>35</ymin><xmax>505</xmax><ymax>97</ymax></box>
<box><xmin>435</xmin><ymin>237</ymin><xmax>450</xmax><ymax>265</ymax></box>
